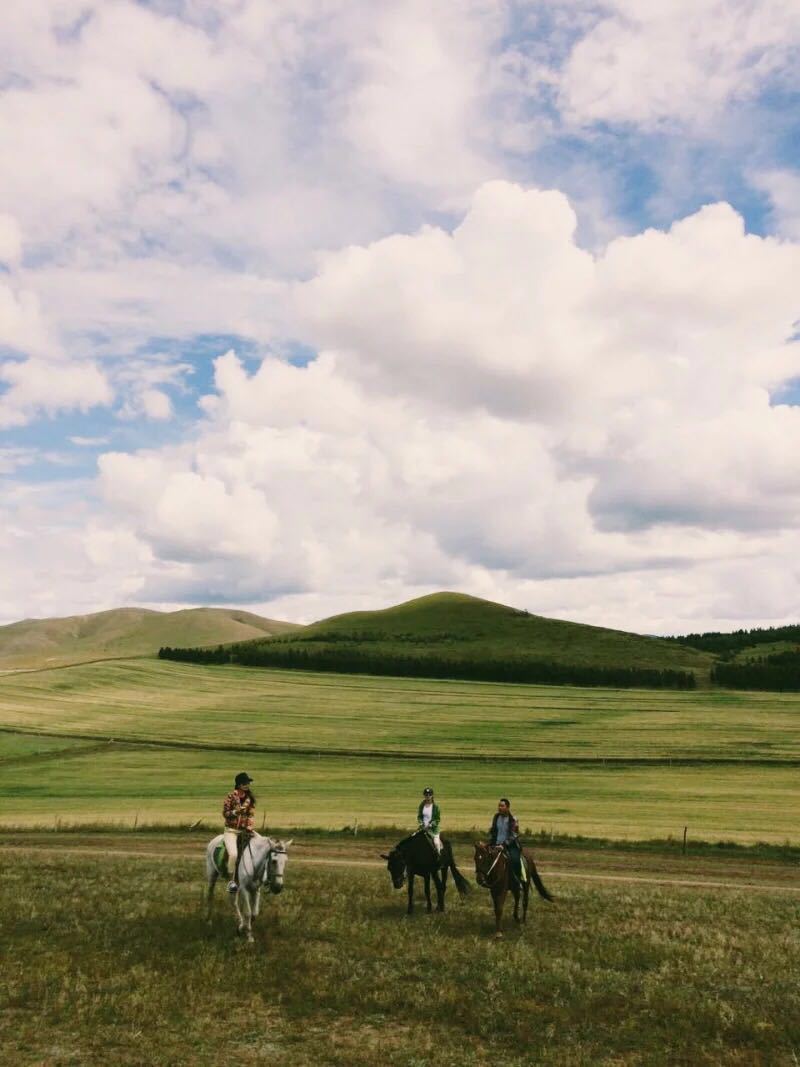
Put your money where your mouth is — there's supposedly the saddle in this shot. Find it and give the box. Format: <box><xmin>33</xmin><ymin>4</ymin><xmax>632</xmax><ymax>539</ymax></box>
<box><xmin>213</xmin><ymin>843</ymin><xmax>231</xmax><ymax>877</ymax></box>
<box><xmin>214</xmin><ymin>832</ymin><xmax>253</xmax><ymax>878</ymax></box>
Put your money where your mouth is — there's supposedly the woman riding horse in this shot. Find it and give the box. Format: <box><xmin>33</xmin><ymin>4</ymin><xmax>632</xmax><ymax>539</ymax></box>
<box><xmin>222</xmin><ymin>771</ymin><xmax>256</xmax><ymax>893</ymax></box>
<box><xmin>417</xmin><ymin>786</ymin><xmax>442</xmax><ymax>857</ymax></box>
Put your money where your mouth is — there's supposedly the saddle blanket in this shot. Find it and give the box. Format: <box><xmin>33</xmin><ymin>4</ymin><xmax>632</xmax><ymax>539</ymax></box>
<box><xmin>213</xmin><ymin>843</ymin><xmax>231</xmax><ymax>877</ymax></box>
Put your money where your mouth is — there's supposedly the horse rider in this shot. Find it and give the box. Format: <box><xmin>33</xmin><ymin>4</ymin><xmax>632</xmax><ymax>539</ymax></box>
<box><xmin>417</xmin><ymin>786</ymin><xmax>442</xmax><ymax>857</ymax></box>
<box><xmin>488</xmin><ymin>796</ymin><xmax>523</xmax><ymax>883</ymax></box>
<box><xmin>223</xmin><ymin>771</ymin><xmax>256</xmax><ymax>893</ymax></box>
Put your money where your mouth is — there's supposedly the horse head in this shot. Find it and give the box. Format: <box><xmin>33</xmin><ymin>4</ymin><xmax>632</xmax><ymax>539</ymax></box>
<box><xmin>380</xmin><ymin>848</ymin><xmax>406</xmax><ymax>889</ymax></box>
<box><xmin>264</xmin><ymin>838</ymin><xmax>292</xmax><ymax>894</ymax></box>
<box><xmin>473</xmin><ymin>841</ymin><xmax>503</xmax><ymax>888</ymax></box>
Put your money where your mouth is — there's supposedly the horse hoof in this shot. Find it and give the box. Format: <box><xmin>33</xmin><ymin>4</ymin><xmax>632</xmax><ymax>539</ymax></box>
<box><xmin>494</xmin><ymin>931</ymin><xmax>504</xmax><ymax>940</ymax></box>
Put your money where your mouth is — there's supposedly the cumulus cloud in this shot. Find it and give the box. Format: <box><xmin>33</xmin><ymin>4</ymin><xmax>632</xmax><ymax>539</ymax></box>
<box><xmin>79</xmin><ymin>183</ymin><xmax>800</xmax><ymax>631</ymax></box>
<box><xmin>3</xmin><ymin>3</ymin><xmax>800</xmax><ymax>631</ymax></box>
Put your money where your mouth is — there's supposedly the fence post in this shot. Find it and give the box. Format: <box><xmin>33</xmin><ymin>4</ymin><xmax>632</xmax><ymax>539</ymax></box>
<box><xmin>682</xmin><ymin>826</ymin><xmax>688</xmax><ymax>855</ymax></box>
<box><xmin>353</xmin><ymin>819</ymin><xmax>359</xmax><ymax>837</ymax></box>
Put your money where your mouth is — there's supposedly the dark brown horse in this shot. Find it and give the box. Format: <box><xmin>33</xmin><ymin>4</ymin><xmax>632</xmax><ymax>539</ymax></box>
<box><xmin>382</xmin><ymin>831</ymin><xmax>470</xmax><ymax>915</ymax></box>
<box><xmin>474</xmin><ymin>841</ymin><xmax>553</xmax><ymax>937</ymax></box>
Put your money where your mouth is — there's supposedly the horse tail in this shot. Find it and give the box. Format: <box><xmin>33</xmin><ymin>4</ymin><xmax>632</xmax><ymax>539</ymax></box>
<box><xmin>527</xmin><ymin>856</ymin><xmax>554</xmax><ymax>902</ymax></box>
<box><xmin>447</xmin><ymin>844</ymin><xmax>471</xmax><ymax>896</ymax></box>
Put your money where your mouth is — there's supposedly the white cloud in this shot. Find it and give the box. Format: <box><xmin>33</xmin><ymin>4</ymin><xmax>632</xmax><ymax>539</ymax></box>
<box><xmin>0</xmin><ymin>357</ymin><xmax>112</xmax><ymax>428</ymax></box>
<box><xmin>69</xmin><ymin>435</ymin><xmax>110</xmax><ymax>447</ymax></box>
<box><xmin>74</xmin><ymin>182</ymin><xmax>800</xmax><ymax>631</ymax></box>
<box><xmin>2</xmin><ymin>4</ymin><xmax>800</xmax><ymax>632</ymax></box>
<box><xmin>753</xmin><ymin>169</ymin><xmax>800</xmax><ymax>240</ymax></box>
<box><xmin>559</xmin><ymin>0</ymin><xmax>800</xmax><ymax>128</ymax></box>
<box><xmin>0</xmin><ymin>214</ymin><xmax>22</xmax><ymax>265</ymax></box>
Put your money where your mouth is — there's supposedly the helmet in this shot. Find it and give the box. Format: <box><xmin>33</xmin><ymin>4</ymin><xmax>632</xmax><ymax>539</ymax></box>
<box><xmin>422</xmin><ymin>786</ymin><xmax>434</xmax><ymax>797</ymax></box>
<box><xmin>235</xmin><ymin>772</ymin><xmax>253</xmax><ymax>788</ymax></box>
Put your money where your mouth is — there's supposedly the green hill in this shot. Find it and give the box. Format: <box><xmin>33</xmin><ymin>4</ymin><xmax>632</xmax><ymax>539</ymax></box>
<box><xmin>213</xmin><ymin>592</ymin><xmax>712</xmax><ymax>686</ymax></box>
<box><xmin>0</xmin><ymin>607</ymin><xmax>301</xmax><ymax>670</ymax></box>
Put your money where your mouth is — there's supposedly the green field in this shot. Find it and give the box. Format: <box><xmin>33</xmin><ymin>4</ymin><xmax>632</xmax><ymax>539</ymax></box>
<box><xmin>1</xmin><ymin>739</ymin><xmax>797</xmax><ymax>842</ymax></box>
<box><xmin>1</xmin><ymin>839</ymin><xmax>798</xmax><ymax>1065</ymax></box>
<box><xmin>2</xmin><ymin>659</ymin><xmax>798</xmax><ymax>760</ymax></box>
<box><xmin>1</xmin><ymin>658</ymin><xmax>798</xmax><ymax>842</ymax></box>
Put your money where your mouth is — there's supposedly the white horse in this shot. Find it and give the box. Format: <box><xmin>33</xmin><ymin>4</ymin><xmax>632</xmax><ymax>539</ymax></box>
<box><xmin>205</xmin><ymin>832</ymin><xmax>291</xmax><ymax>942</ymax></box>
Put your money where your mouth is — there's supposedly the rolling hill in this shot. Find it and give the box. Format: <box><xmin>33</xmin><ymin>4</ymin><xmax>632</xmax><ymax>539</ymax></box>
<box><xmin>0</xmin><ymin>607</ymin><xmax>301</xmax><ymax>670</ymax></box>
<box><xmin>215</xmin><ymin>592</ymin><xmax>713</xmax><ymax>685</ymax></box>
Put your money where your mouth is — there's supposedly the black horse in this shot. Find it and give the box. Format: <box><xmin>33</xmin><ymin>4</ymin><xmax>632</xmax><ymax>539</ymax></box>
<box><xmin>381</xmin><ymin>831</ymin><xmax>470</xmax><ymax>914</ymax></box>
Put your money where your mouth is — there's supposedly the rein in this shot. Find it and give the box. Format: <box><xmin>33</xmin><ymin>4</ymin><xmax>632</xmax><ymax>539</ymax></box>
<box><xmin>237</xmin><ymin>835</ymin><xmax>274</xmax><ymax>885</ymax></box>
<box><xmin>476</xmin><ymin>846</ymin><xmax>507</xmax><ymax>889</ymax></box>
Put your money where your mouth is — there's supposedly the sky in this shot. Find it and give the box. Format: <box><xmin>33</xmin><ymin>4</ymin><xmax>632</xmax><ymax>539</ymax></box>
<box><xmin>2</xmin><ymin>0</ymin><xmax>800</xmax><ymax>633</ymax></box>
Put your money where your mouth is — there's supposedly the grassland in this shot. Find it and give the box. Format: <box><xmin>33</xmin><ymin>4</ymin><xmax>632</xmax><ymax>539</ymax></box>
<box><xmin>0</xmin><ymin>659</ymin><xmax>798</xmax><ymax>842</ymax></box>
<box><xmin>2</xmin><ymin>659</ymin><xmax>799</xmax><ymax>761</ymax></box>
<box><xmin>1</xmin><ymin>738</ymin><xmax>798</xmax><ymax>841</ymax></box>
<box><xmin>233</xmin><ymin>592</ymin><xmax>713</xmax><ymax>678</ymax></box>
<box><xmin>1</xmin><ymin>839</ymin><xmax>798</xmax><ymax>1065</ymax></box>
<box><xmin>0</xmin><ymin>606</ymin><xmax>300</xmax><ymax>670</ymax></box>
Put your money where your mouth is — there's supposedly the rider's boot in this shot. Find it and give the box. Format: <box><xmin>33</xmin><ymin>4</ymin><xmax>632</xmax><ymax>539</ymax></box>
<box><xmin>227</xmin><ymin>879</ymin><xmax>238</xmax><ymax>894</ymax></box>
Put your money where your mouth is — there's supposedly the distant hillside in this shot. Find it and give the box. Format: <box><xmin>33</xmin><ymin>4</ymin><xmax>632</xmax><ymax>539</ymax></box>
<box><xmin>0</xmin><ymin>607</ymin><xmax>301</xmax><ymax>670</ymax></box>
<box><xmin>164</xmin><ymin>592</ymin><xmax>712</xmax><ymax>688</ymax></box>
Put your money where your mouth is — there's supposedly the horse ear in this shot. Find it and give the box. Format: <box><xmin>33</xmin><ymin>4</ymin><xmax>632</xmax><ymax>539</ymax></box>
<box><xmin>380</xmin><ymin>853</ymin><xmax>390</xmax><ymax>860</ymax></box>
<box><xmin>283</xmin><ymin>839</ymin><xmax>293</xmax><ymax>848</ymax></box>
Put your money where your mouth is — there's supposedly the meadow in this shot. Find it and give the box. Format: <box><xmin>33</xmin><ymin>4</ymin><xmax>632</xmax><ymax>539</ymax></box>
<box><xmin>1</xmin><ymin>659</ymin><xmax>799</xmax><ymax>842</ymax></box>
<box><xmin>1</xmin><ymin>839</ymin><xmax>798</xmax><ymax>1066</ymax></box>
<box><xmin>2</xmin><ymin>659</ymin><xmax>800</xmax><ymax>760</ymax></box>
<box><xmin>1</xmin><ymin>736</ymin><xmax>799</xmax><ymax>842</ymax></box>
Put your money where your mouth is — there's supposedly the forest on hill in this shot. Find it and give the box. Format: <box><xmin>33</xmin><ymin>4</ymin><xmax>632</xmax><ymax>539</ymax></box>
<box><xmin>158</xmin><ymin>592</ymin><xmax>702</xmax><ymax>690</ymax></box>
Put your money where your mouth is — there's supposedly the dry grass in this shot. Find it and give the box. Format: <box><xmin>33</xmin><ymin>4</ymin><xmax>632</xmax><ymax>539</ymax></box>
<box><xmin>1</xmin><ymin>839</ymin><xmax>798</xmax><ymax>1066</ymax></box>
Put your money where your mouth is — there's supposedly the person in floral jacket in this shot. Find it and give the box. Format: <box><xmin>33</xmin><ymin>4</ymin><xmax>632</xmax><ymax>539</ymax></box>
<box><xmin>223</xmin><ymin>772</ymin><xmax>256</xmax><ymax>893</ymax></box>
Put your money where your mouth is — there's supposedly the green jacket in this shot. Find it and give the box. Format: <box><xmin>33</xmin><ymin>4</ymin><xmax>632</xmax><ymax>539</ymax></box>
<box><xmin>417</xmin><ymin>800</ymin><xmax>441</xmax><ymax>835</ymax></box>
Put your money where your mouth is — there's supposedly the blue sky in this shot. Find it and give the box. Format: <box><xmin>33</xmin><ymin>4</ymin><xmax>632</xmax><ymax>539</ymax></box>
<box><xmin>1</xmin><ymin>1</ymin><xmax>800</xmax><ymax>631</ymax></box>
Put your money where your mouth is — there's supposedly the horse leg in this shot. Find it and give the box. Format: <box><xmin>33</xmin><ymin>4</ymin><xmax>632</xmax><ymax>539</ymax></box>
<box><xmin>206</xmin><ymin>872</ymin><xmax>217</xmax><ymax>922</ymax></box>
<box><xmin>407</xmin><ymin>872</ymin><xmax>415</xmax><ymax>915</ymax></box>
<box><xmin>493</xmin><ymin>887</ymin><xmax>507</xmax><ymax>938</ymax></box>
<box><xmin>239</xmin><ymin>889</ymin><xmax>254</xmax><ymax>943</ymax></box>
<box><xmin>513</xmin><ymin>883</ymin><xmax>521</xmax><ymax>923</ymax></box>
<box><xmin>423</xmin><ymin>873</ymin><xmax>433</xmax><ymax>913</ymax></box>
<box><xmin>233</xmin><ymin>888</ymin><xmax>245</xmax><ymax>936</ymax></box>
<box><xmin>432</xmin><ymin>869</ymin><xmax>445</xmax><ymax>912</ymax></box>
<box><xmin>252</xmin><ymin>886</ymin><xmax>261</xmax><ymax>920</ymax></box>
<box><xmin>522</xmin><ymin>878</ymin><xmax>530</xmax><ymax>924</ymax></box>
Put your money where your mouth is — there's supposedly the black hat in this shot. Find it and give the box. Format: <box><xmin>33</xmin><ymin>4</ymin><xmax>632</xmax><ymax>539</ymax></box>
<box><xmin>235</xmin><ymin>772</ymin><xmax>253</xmax><ymax>787</ymax></box>
<box><xmin>422</xmin><ymin>786</ymin><xmax>434</xmax><ymax>796</ymax></box>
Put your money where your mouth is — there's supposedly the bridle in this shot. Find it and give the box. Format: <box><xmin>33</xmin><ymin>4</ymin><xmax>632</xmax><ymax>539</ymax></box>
<box><xmin>475</xmin><ymin>845</ymin><xmax>506</xmax><ymax>889</ymax></box>
<box><xmin>262</xmin><ymin>842</ymin><xmax>286</xmax><ymax>888</ymax></box>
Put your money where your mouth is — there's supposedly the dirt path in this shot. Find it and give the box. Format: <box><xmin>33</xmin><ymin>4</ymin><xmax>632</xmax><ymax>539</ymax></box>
<box><xmin>7</xmin><ymin>840</ymin><xmax>800</xmax><ymax>894</ymax></box>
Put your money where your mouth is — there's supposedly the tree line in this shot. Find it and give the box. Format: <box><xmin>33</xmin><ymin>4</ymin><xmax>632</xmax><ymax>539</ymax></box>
<box><xmin>158</xmin><ymin>644</ymin><xmax>696</xmax><ymax>689</ymax></box>
<box><xmin>665</xmin><ymin>624</ymin><xmax>800</xmax><ymax>655</ymax></box>
<box><xmin>711</xmin><ymin>649</ymin><xmax>800</xmax><ymax>691</ymax></box>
